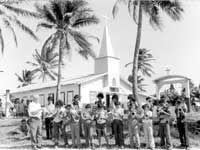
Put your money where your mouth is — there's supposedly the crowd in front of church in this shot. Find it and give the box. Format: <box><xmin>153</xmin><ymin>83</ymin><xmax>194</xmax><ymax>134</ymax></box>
<box><xmin>27</xmin><ymin>93</ymin><xmax>190</xmax><ymax>150</ymax></box>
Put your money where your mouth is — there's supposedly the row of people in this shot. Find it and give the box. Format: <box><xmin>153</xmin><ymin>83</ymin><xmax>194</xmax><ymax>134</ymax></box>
<box><xmin>28</xmin><ymin>94</ymin><xmax>189</xmax><ymax>150</ymax></box>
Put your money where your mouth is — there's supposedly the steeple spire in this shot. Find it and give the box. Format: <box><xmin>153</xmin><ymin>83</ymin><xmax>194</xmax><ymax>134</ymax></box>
<box><xmin>98</xmin><ymin>26</ymin><xmax>115</xmax><ymax>58</ymax></box>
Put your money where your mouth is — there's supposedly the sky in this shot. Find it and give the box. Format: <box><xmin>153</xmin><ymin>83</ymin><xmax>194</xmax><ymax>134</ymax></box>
<box><xmin>0</xmin><ymin>0</ymin><xmax>200</xmax><ymax>95</ymax></box>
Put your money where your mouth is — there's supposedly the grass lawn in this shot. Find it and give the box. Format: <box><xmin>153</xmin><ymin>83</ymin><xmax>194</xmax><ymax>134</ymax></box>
<box><xmin>0</xmin><ymin>118</ymin><xmax>200</xmax><ymax>150</ymax></box>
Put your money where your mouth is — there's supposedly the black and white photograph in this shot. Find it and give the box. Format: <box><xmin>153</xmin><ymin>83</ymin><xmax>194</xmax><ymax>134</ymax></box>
<box><xmin>0</xmin><ymin>0</ymin><xmax>200</xmax><ymax>149</ymax></box>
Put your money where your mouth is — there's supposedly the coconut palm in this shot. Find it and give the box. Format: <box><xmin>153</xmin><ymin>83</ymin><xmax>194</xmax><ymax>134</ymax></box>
<box><xmin>0</xmin><ymin>0</ymin><xmax>39</xmax><ymax>53</ymax></box>
<box><xmin>26</xmin><ymin>48</ymin><xmax>59</xmax><ymax>82</ymax></box>
<box><xmin>113</xmin><ymin>0</ymin><xmax>184</xmax><ymax>105</ymax></box>
<box><xmin>128</xmin><ymin>75</ymin><xmax>147</xmax><ymax>92</ymax></box>
<box><xmin>126</xmin><ymin>48</ymin><xmax>155</xmax><ymax>77</ymax></box>
<box><xmin>15</xmin><ymin>69</ymin><xmax>35</xmax><ymax>87</ymax></box>
<box><xmin>36</xmin><ymin>0</ymin><xmax>99</xmax><ymax>101</ymax></box>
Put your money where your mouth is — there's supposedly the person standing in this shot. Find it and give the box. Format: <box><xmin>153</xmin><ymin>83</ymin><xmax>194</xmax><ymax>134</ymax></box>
<box><xmin>157</xmin><ymin>97</ymin><xmax>172</xmax><ymax>150</ymax></box>
<box><xmin>142</xmin><ymin>104</ymin><xmax>155</xmax><ymax>150</ymax></box>
<box><xmin>82</xmin><ymin>104</ymin><xmax>94</xmax><ymax>148</ymax></box>
<box><xmin>175</xmin><ymin>99</ymin><xmax>189</xmax><ymax>149</ymax></box>
<box><xmin>128</xmin><ymin>98</ymin><xmax>141</xmax><ymax>149</ymax></box>
<box><xmin>95</xmin><ymin>104</ymin><xmax>109</xmax><ymax>148</ymax></box>
<box><xmin>52</xmin><ymin>100</ymin><xmax>65</xmax><ymax>148</ymax></box>
<box><xmin>70</xmin><ymin>101</ymin><xmax>81</xmax><ymax>148</ymax></box>
<box><xmin>44</xmin><ymin>97</ymin><xmax>55</xmax><ymax>139</ymax></box>
<box><xmin>113</xmin><ymin>101</ymin><xmax>124</xmax><ymax>148</ymax></box>
<box><xmin>28</xmin><ymin>95</ymin><xmax>43</xmax><ymax>150</ymax></box>
<box><xmin>0</xmin><ymin>99</ymin><xmax>3</xmax><ymax>118</ymax></box>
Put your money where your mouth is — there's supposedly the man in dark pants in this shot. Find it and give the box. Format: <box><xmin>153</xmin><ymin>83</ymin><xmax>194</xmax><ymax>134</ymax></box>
<box><xmin>44</xmin><ymin>97</ymin><xmax>55</xmax><ymax>139</ymax></box>
<box><xmin>113</xmin><ymin>101</ymin><xmax>124</xmax><ymax>148</ymax></box>
<box><xmin>157</xmin><ymin>97</ymin><xmax>172</xmax><ymax>150</ymax></box>
<box><xmin>175</xmin><ymin>99</ymin><xmax>189</xmax><ymax>149</ymax></box>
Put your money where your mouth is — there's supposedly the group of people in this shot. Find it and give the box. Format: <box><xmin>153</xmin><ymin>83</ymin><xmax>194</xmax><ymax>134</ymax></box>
<box><xmin>27</xmin><ymin>93</ymin><xmax>190</xmax><ymax>150</ymax></box>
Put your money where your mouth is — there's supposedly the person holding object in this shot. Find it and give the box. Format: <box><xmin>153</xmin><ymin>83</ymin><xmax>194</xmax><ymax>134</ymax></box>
<box><xmin>175</xmin><ymin>99</ymin><xmax>189</xmax><ymax>149</ymax></box>
<box><xmin>142</xmin><ymin>104</ymin><xmax>155</xmax><ymax>150</ymax></box>
<box><xmin>127</xmin><ymin>98</ymin><xmax>141</xmax><ymax>149</ymax></box>
<box><xmin>44</xmin><ymin>97</ymin><xmax>55</xmax><ymax>139</ymax></box>
<box><xmin>52</xmin><ymin>100</ymin><xmax>65</xmax><ymax>148</ymax></box>
<box><xmin>157</xmin><ymin>97</ymin><xmax>172</xmax><ymax>150</ymax></box>
<box><xmin>28</xmin><ymin>95</ymin><xmax>43</xmax><ymax>150</ymax></box>
<box><xmin>70</xmin><ymin>101</ymin><xmax>81</xmax><ymax>148</ymax></box>
<box><xmin>112</xmin><ymin>101</ymin><xmax>124</xmax><ymax>148</ymax></box>
<box><xmin>62</xmin><ymin>104</ymin><xmax>72</xmax><ymax>148</ymax></box>
<box><xmin>82</xmin><ymin>104</ymin><xmax>94</xmax><ymax>148</ymax></box>
<box><xmin>95</xmin><ymin>104</ymin><xmax>109</xmax><ymax>148</ymax></box>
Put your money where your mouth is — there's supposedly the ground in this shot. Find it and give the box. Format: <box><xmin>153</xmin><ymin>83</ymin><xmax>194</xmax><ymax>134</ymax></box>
<box><xmin>0</xmin><ymin>118</ymin><xmax>200</xmax><ymax>150</ymax></box>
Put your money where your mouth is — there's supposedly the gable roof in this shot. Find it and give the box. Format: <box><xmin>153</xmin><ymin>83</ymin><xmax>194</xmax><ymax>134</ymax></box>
<box><xmin>11</xmin><ymin>73</ymin><xmax>107</xmax><ymax>94</ymax></box>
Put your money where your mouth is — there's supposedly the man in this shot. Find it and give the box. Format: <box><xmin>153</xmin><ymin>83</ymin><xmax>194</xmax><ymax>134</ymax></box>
<box><xmin>175</xmin><ymin>99</ymin><xmax>189</xmax><ymax>149</ymax></box>
<box><xmin>44</xmin><ymin>97</ymin><xmax>55</xmax><ymax>139</ymax></box>
<box><xmin>28</xmin><ymin>95</ymin><xmax>43</xmax><ymax>150</ymax></box>
<box><xmin>113</xmin><ymin>101</ymin><xmax>124</xmax><ymax>148</ymax></box>
<box><xmin>157</xmin><ymin>96</ymin><xmax>172</xmax><ymax>150</ymax></box>
<box><xmin>70</xmin><ymin>101</ymin><xmax>81</xmax><ymax>148</ymax></box>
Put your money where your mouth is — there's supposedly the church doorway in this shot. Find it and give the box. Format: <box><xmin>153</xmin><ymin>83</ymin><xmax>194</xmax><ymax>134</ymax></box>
<box><xmin>106</xmin><ymin>94</ymin><xmax>110</xmax><ymax>108</ymax></box>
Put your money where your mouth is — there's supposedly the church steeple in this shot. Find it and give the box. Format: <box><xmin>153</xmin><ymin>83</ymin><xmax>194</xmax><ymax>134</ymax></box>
<box><xmin>94</xmin><ymin>26</ymin><xmax>120</xmax><ymax>87</ymax></box>
<box><xmin>98</xmin><ymin>26</ymin><xmax>115</xmax><ymax>58</ymax></box>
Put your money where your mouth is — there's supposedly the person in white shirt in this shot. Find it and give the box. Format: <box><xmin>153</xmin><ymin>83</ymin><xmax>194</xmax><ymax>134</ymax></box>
<box><xmin>44</xmin><ymin>97</ymin><xmax>55</xmax><ymax>139</ymax></box>
<box><xmin>28</xmin><ymin>95</ymin><xmax>43</xmax><ymax>150</ymax></box>
<box><xmin>142</xmin><ymin>104</ymin><xmax>155</xmax><ymax>150</ymax></box>
<box><xmin>113</xmin><ymin>100</ymin><xmax>124</xmax><ymax>148</ymax></box>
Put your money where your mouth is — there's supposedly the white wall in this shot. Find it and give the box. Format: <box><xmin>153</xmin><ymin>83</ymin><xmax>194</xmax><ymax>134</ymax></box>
<box><xmin>11</xmin><ymin>84</ymin><xmax>79</xmax><ymax>106</ymax></box>
<box><xmin>80</xmin><ymin>77</ymin><xmax>104</xmax><ymax>107</ymax></box>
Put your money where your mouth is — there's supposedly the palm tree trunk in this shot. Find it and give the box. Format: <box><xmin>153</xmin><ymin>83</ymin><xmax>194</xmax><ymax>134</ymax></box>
<box><xmin>56</xmin><ymin>36</ymin><xmax>62</xmax><ymax>102</ymax></box>
<box><xmin>132</xmin><ymin>1</ymin><xmax>143</xmax><ymax>106</ymax></box>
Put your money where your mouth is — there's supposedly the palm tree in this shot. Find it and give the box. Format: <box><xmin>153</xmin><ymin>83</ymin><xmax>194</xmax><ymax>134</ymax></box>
<box><xmin>126</xmin><ymin>48</ymin><xmax>155</xmax><ymax>77</ymax></box>
<box><xmin>15</xmin><ymin>69</ymin><xmax>35</xmax><ymax>87</ymax></box>
<box><xmin>128</xmin><ymin>75</ymin><xmax>147</xmax><ymax>92</ymax></box>
<box><xmin>26</xmin><ymin>48</ymin><xmax>59</xmax><ymax>82</ymax></box>
<box><xmin>36</xmin><ymin>0</ymin><xmax>99</xmax><ymax>101</ymax></box>
<box><xmin>127</xmin><ymin>48</ymin><xmax>154</xmax><ymax>92</ymax></box>
<box><xmin>113</xmin><ymin>0</ymin><xmax>184</xmax><ymax>105</ymax></box>
<box><xmin>0</xmin><ymin>0</ymin><xmax>39</xmax><ymax>53</ymax></box>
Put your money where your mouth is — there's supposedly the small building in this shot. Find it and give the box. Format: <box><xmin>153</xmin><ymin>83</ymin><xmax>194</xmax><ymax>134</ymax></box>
<box><xmin>10</xmin><ymin>26</ymin><xmax>147</xmax><ymax>107</ymax></box>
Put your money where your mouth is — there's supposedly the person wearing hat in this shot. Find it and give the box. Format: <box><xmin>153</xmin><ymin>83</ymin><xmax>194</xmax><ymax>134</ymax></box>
<box><xmin>175</xmin><ymin>99</ymin><xmax>189</xmax><ymax>149</ymax></box>
<box><xmin>112</xmin><ymin>101</ymin><xmax>124</xmax><ymax>148</ymax></box>
<box><xmin>28</xmin><ymin>95</ymin><xmax>43</xmax><ymax>150</ymax></box>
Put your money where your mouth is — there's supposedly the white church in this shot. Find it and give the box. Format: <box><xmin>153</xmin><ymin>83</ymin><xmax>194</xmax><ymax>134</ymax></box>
<box><xmin>9</xmin><ymin>26</ymin><xmax>147</xmax><ymax>108</ymax></box>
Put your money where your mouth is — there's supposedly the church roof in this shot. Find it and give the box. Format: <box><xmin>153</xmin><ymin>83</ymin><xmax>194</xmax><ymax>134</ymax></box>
<box><xmin>11</xmin><ymin>73</ymin><xmax>107</xmax><ymax>94</ymax></box>
<box><xmin>98</xmin><ymin>26</ymin><xmax>115</xmax><ymax>58</ymax></box>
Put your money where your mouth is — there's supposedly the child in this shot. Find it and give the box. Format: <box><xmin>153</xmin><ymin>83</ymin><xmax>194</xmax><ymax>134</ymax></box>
<box><xmin>112</xmin><ymin>101</ymin><xmax>124</xmax><ymax>148</ymax></box>
<box><xmin>128</xmin><ymin>100</ymin><xmax>141</xmax><ymax>149</ymax></box>
<box><xmin>82</xmin><ymin>104</ymin><xmax>94</xmax><ymax>148</ymax></box>
<box><xmin>62</xmin><ymin>104</ymin><xmax>72</xmax><ymax>148</ymax></box>
<box><xmin>70</xmin><ymin>101</ymin><xmax>81</xmax><ymax>148</ymax></box>
<box><xmin>95</xmin><ymin>104</ymin><xmax>109</xmax><ymax>148</ymax></box>
<box><xmin>142</xmin><ymin>104</ymin><xmax>155</xmax><ymax>150</ymax></box>
<box><xmin>52</xmin><ymin>100</ymin><xmax>65</xmax><ymax>148</ymax></box>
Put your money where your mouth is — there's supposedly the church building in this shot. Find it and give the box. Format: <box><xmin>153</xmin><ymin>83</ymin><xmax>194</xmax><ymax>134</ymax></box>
<box><xmin>10</xmin><ymin>26</ymin><xmax>146</xmax><ymax>107</ymax></box>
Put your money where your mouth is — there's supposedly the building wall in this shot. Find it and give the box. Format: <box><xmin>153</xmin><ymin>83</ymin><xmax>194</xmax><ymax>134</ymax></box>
<box><xmin>80</xmin><ymin>77</ymin><xmax>104</xmax><ymax>107</ymax></box>
<box><xmin>11</xmin><ymin>84</ymin><xmax>79</xmax><ymax>106</ymax></box>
